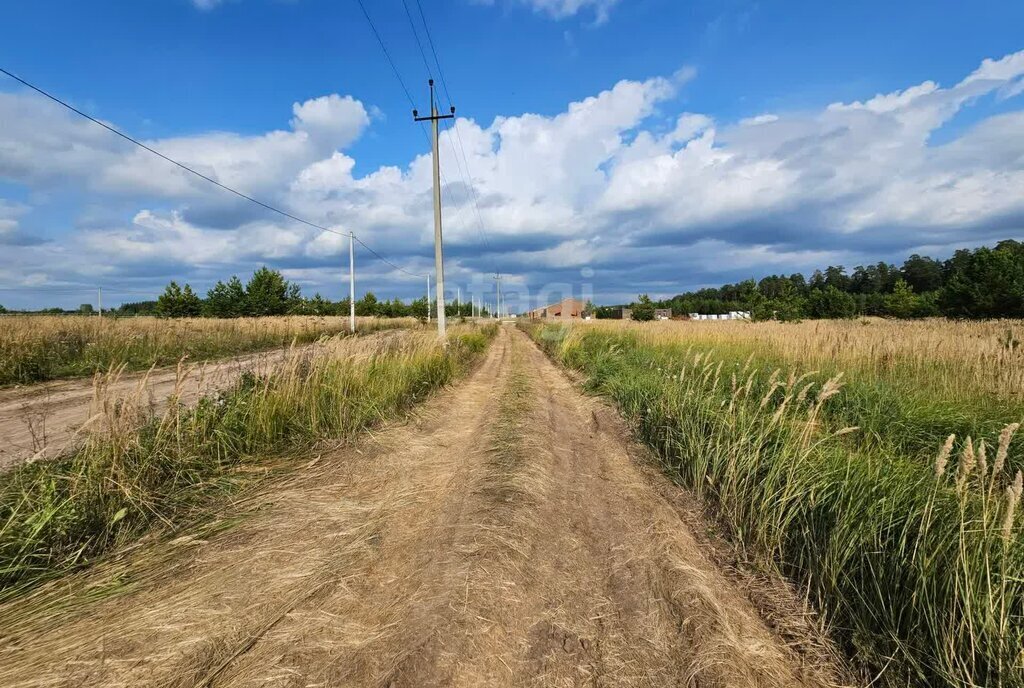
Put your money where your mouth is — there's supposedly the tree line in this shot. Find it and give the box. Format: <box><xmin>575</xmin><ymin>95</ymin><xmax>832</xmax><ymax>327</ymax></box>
<box><xmin>150</xmin><ymin>267</ymin><xmax>483</xmax><ymax>319</ymax></box>
<box><xmin>3</xmin><ymin>240</ymin><xmax>1021</xmax><ymax>321</ymax></box>
<box><xmin>635</xmin><ymin>239</ymin><xmax>1024</xmax><ymax>321</ymax></box>
<box><xmin>0</xmin><ymin>267</ymin><xmax>486</xmax><ymax>319</ymax></box>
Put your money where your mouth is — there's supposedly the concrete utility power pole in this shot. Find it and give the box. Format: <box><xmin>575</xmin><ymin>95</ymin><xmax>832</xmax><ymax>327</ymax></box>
<box><xmin>456</xmin><ymin>287</ymin><xmax>461</xmax><ymax>318</ymax></box>
<box><xmin>493</xmin><ymin>273</ymin><xmax>503</xmax><ymax>319</ymax></box>
<box><xmin>414</xmin><ymin>80</ymin><xmax>455</xmax><ymax>338</ymax></box>
<box><xmin>97</xmin><ymin>287</ymin><xmax>102</xmax><ymax>319</ymax></box>
<box><xmin>348</xmin><ymin>232</ymin><xmax>356</xmax><ymax>333</ymax></box>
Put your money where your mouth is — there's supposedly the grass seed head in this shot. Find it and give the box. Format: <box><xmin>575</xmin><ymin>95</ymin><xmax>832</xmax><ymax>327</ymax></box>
<box><xmin>759</xmin><ymin>381</ymin><xmax>782</xmax><ymax>410</ymax></box>
<box><xmin>935</xmin><ymin>434</ymin><xmax>955</xmax><ymax>479</ymax></box>
<box><xmin>956</xmin><ymin>437</ymin><xmax>977</xmax><ymax>492</ymax></box>
<box><xmin>1003</xmin><ymin>471</ymin><xmax>1023</xmax><ymax>542</ymax></box>
<box><xmin>993</xmin><ymin>422</ymin><xmax>1020</xmax><ymax>482</ymax></box>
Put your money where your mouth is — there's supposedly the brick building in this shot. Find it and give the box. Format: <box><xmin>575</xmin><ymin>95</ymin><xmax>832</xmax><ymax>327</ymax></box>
<box><xmin>525</xmin><ymin>298</ymin><xmax>586</xmax><ymax>319</ymax></box>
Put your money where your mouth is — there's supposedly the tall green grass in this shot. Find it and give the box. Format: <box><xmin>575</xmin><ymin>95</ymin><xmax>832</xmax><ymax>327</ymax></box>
<box><xmin>527</xmin><ymin>323</ymin><xmax>1023</xmax><ymax>688</ymax></box>
<box><xmin>0</xmin><ymin>325</ymin><xmax>496</xmax><ymax>598</ymax></box>
<box><xmin>653</xmin><ymin>336</ymin><xmax>1024</xmax><ymax>471</ymax></box>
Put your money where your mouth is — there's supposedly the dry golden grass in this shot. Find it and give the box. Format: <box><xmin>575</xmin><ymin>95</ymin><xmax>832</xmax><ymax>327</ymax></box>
<box><xmin>0</xmin><ymin>323</ymin><xmax>492</xmax><ymax>596</ymax></box>
<box><xmin>0</xmin><ymin>327</ymin><xmax>837</xmax><ymax>688</ymax></box>
<box><xmin>0</xmin><ymin>314</ymin><xmax>417</xmax><ymax>386</ymax></box>
<box><xmin>579</xmin><ymin>317</ymin><xmax>1024</xmax><ymax>402</ymax></box>
<box><xmin>528</xmin><ymin>318</ymin><xmax>1024</xmax><ymax>687</ymax></box>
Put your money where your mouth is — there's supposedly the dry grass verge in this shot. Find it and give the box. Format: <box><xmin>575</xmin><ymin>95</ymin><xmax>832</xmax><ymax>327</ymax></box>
<box><xmin>0</xmin><ymin>324</ymin><xmax>496</xmax><ymax>599</ymax></box>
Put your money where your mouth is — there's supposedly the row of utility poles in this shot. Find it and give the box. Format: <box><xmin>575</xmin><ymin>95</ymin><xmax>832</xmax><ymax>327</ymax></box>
<box><xmin>347</xmin><ymin>226</ymin><xmax>504</xmax><ymax>334</ymax></box>
<box><xmin>345</xmin><ymin>80</ymin><xmax>506</xmax><ymax>336</ymax></box>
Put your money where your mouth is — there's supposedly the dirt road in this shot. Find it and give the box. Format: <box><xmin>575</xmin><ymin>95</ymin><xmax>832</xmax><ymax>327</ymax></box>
<box><xmin>0</xmin><ymin>327</ymin><xmax>844</xmax><ymax>687</ymax></box>
<box><xmin>0</xmin><ymin>348</ymin><xmax>308</xmax><ymax>468</ymax></box>
<box><xmin>0</xmin><ymin>332</ymin><xmax>413</xmax><ymax>469</ymax></box>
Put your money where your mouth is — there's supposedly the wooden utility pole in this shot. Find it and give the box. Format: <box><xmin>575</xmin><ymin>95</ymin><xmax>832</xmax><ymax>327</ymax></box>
<box><xmin>348</xmin><ymin>232</ymin><xmax>356</xmax><ymax>333</ymax></box>
<box><xmin>414</xmin><ymin>80</ymin><xmax>455</xmax><ymax>338</ymax></box>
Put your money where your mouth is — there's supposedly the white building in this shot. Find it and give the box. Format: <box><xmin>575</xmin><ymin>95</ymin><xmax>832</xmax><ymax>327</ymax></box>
<box><xmin>689</xmin><ymin>311</ymin><xmax>751</xmax><ymax>321</ymax></box>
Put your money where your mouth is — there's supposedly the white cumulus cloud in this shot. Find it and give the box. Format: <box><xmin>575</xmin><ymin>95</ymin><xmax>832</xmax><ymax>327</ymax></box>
<box><xmin>2</xmin><ymin>50</ymin><xmax>1023</xmax><ymax>306</ymax></box>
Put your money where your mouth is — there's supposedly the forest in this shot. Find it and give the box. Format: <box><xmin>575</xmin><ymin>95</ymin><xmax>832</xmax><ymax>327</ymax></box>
<box><xmin>636</xmin><ymin>239</ymin><xmax>1024</xmax><ymax>320</ymax></box>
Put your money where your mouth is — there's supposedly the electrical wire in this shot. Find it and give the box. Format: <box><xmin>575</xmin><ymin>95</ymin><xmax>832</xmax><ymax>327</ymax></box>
<box><xmin>353</xmin><ymin>234</ymin><xmax>424</xmax><ymax>277</ymax></box>
<box><xmin>0</xmin><ymin>66</ymin><xmax>426</xmax><ymax>279</ymax></box>
<box><xmin>414</xmin><ymin>0</ymin><xmax>454</xmax><ymax>111</ymax></box>
<box><xmin>0</xmin><ymin>287</ymin><xmax>148</xmax><ymax>294</ymax></box>
<box><xmin>353</xmin><ymin>0</ymin><xmax>417</xmax><ymax>108</ymax></box>
<box><xmin>353</xmin><ymin>0</ymin><xmax>476</xmax><ymax>256</ymax></box>
<box><xmin>401</xmin><ymin>0</ymin><xmax>435</xmax><ymax>81</ymax></box>
<box><xmin>440</xmin><ymin>117</ymin><xmax>496</xmax><ymax>265</ymax></box>
<box><xmin>408</xmin><ymin>1</ymin><xmax>498</xmax><ymax>270</ymax></box>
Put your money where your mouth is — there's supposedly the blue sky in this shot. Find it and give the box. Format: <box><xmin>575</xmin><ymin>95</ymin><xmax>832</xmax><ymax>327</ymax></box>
<box><xmin>1</xmin><ymin>0</ymin><xmax>1023</xmax><ymax>311</ymax></box>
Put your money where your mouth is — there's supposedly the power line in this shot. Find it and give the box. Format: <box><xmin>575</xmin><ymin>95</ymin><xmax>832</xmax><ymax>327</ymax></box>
<box><xmin>0</xmin><ymin>285</ymin><xmax>154</xmax><ymax>294</ymax></box>
<box><xmin>403</xmin><ymin>4</ymin><xmax>499</xmax><ymax>283</ymax></box>
<box><xmin>400</xmin><ymin>0</ymin><xmax>474</xmax><ymax>237</ymax></box>
<box><xmin>353</xmin><ymin>1</ymin><xmax>474</xmax><ymax>257</ymax></box>
<box><xmin>414</xmin><ymin>0</ymin><xmax>454</xmax><ymax>110</ymax></box>
<box><xmin>353</xmin><ymin>0</ymin><xmax>417</xmax><ymax>109</ymax></box>
<box><xmin>0</xmin><ymin>282</ymin><xmax>157</xmax><ymax>290</ymax></box>
<box><xmin>0</xmin><ymin>68</ymin><xmax>331</xmax><ymax>236</ymax></box>
<box><xmin>430</xmin><ymin>88</ymin><xmax>494</xmax><ymax>259</ymax></box>
<box><xmin>353</xmin><ymin>234</ymin><xmax>424</xmax><ymax>277</ymax></box>
<box><xmin>440</xmin><ymin>117</ymin><xmax>495</xmax><ymax>262</ymax></box>
<box><xmin>407</xmin><ymin>2</ymin><xmax>489</xmax><ymax>229</ymax></box>
<box><xmin>400</xmin><ymin>0</ymin><xmax>434</xmax><ymax>81</ymax></box>
<box><xmin>406</xmin><ymin>2</ymin><xmax>498</xmax><ymax>271</ymax></box>
<box><xmin>0</xmin><ymin>66</ymin><xmax>425</xmax><ymax>279</ymax></box>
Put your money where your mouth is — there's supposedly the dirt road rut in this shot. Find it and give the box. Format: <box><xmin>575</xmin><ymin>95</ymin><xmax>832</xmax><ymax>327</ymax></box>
<box><xmin>0</xmin><ymin>327</ymin><xmax>840</xmax><ymax>687</ymax></box>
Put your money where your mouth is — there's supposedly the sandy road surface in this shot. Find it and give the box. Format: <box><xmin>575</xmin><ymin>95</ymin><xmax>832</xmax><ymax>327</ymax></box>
<box><xmin>0</xmin><ymin>327</ymin><xmax>844</xmax><ymax>687</ymax></box>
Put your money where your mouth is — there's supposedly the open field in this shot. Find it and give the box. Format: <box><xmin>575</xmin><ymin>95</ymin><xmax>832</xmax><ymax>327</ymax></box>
<box><xmin>0</xmin><ymin>315</ymin><xmax>416</xmax><ymax>387</ymax></box>
<box><xmin>526</xmin><ymin>318</ymin><xmax>1024</xmax><ymax>687</ymax></box>
<box><xmin>0</xmin><ymin>324</ymin><xmax>493</xmax><ymax>597</ymax></box>
<box><xmin>0</xmin><ymin>327</ymin><xmax>842</xmax><ymax>687</ymax></box>
<box><xmin>0</xmin><ymin>317</ymin><xmax>1020</xmax><ymax>687</ymax></box>
<box><xmin>578</xmin><ymin>317</ymin><xmax>1024</xmax><ymax>466</ymax></box>
<box><xmin>0</xmin><ymin>342</ymin><xmax>323</xmax><ymax>468</ymax></box>
<box><xmin>613</xmin><ymin>317</ymin><xmax>1024</xmax><ymax>403</ymax></box>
